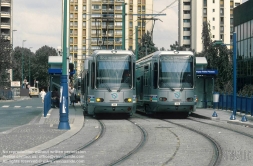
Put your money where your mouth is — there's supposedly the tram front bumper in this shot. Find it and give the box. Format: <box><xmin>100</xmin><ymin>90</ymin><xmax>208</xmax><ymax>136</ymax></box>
<box><xmin>88</xmin><ymin>102</ymin><xmax>136</xmax><ymax>114</ymax></box>
<box><xmin>156</xmin><ymin>101</ymin><xmax>195</xmax><ymax>112</ymax></box>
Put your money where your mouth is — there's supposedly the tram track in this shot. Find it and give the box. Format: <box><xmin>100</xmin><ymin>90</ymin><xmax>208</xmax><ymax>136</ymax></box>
<box><xmin>162</xmin><ymin>119</ymin><xmax>222</xmax><ymax>166</ymax></box>
<box><xmin>21</xmin><ymin>110</ymin><xmax>106</xmax><ymax>166</ymax></box>
<box><xmin>108</xmin><ymin>119</ymin><xmax>147</xmax><ymax>166</ymax></box>
<box><xmin>188</xmin><ymin>116</ymin><xmax>253</xmax><ymax>140</ymax></box>
<box><xmin>134</xmin><ymin>113</ymin><xmax>222</xmax><ymax>166</ymax></box>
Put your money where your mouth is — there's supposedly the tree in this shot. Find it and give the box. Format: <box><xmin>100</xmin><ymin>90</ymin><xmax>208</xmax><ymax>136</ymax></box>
<box><xmin>137</xmin><ymin>31</ymin><xmax>158</xmax><ymax>59</ymax></box>
<box><xmin>32</xmin><ymin>45</ymin><xmax>58</xmax><ymax>89</ymax></box>
<box><xmin>0</xmin><ymin>37</ymin><xmax>13</xmax><ymax>89</ymax></box>
<box><xmin>200</xmin><ymin>21</ymin><xmax>232</xmax><ymax>93</ymax></box>
<box><xmin>170</xmin><ymin>41</ymin><xmax>186</xmax><ymax>51</ymax></box>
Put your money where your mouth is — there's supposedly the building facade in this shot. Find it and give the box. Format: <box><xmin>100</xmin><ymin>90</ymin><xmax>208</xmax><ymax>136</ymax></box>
<box><xmin>68</xmin><ymin>0</ymin><xmax>153</xmax><ymax>76</ymax></box>
<box><xmin>0</xmin><ymin>0</ymin><xmax>13</xmax><ymax>82</ymax></box>
<box><xmin>178</xmin><ymin>0</ymin><xmax>241</xmax><ymax>53</ymax></box>
<box><xmin>234</xmin><ymin>0</ymin><xmax>253</xmax><ymax>91</ymax></box>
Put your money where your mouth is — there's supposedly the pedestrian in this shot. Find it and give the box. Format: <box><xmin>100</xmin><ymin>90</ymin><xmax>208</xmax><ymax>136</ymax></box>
<box><xmin>40</xmin><ymin>89</ymin><xmax>46</xmax><ymax>103</ymax></box>
<box><xmin>51</xmin><ymin>88</ymin><xmax>60</xmax><ymax>108</ymax></box>
<box><xmin>69</xmin><ymin>85</ymin><xmax>76</xmax><ymax>106</ymax></box>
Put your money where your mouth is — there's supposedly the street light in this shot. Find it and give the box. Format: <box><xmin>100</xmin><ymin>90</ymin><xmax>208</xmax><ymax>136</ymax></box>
<box><xmin>11</xmin><ymin>30</ymin><xmax>17</xmax><ymax>81</ymax></box>
<box><xmin>22</xmin><ymin>40</ymin><xmax>26</xmax><ymax>88</ymax></box>
<box><xmin>29</xmin><ymin>47</ymin><xmax>32</xmax><ymax>86</ymax></box>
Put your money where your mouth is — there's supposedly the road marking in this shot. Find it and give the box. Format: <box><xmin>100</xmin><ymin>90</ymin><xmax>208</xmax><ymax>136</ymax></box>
<box><xmin>25</xmin><ymin>106</ymin><xmax>32</xmax><ymax>108</ymax></box>
<box><xmin>37</xmin><ymin>107</ymin><xmax>43</xmax><ymax>108</ymax></box>
<box><xmin>14</xmin><ymin>106</ymin><xmax>21</xmax><ymax>108</ymax></box>
<box><xmin>2</xmin><ymin>105</ymin><xmax>9</xmax><ymax>108</ymax></box>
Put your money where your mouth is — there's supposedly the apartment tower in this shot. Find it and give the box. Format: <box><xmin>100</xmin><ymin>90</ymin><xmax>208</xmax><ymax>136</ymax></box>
<box><xmin>178</xmin><ymin>0</ymin><xmax>241</xmax><ymax>53</ymax></box>
<box><xmin>0</xmin><ymin>0</ymin><xmax>13</xmax><ymax>81</ymax></box>
<box><xmin>69</xmin><ymin>0</ymin><xmax>153</xmax><ymax>76</ymax></box>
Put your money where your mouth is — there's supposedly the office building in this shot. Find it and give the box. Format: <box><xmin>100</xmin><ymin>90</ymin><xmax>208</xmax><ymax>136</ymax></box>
<box><xmin>68</xmin><ymin>0</ymin><xmax>153</xmax><ymax>76</ymax></box>
<box><xmin>178</xmin><ymin>0</ymin><xmax>241</xmax><ymax>53</ymax></box>
<box><xmin>234</xmin><ymin>0</ymin><xmax>253</xmax><ymax>90</ymax></box>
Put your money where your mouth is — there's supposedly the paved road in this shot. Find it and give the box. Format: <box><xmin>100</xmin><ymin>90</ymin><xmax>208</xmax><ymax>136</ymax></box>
<box><xmin>0</xmin><ymin>98</ymin><xmax>43</xmax><ymax>132</ymax></box>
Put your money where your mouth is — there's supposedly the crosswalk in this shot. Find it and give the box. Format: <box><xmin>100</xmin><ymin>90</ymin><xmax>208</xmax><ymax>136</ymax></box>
<box><xmin>1</xmin><ymin>105</ymin><xmax>43</xmax><ymax>109</ymax></box>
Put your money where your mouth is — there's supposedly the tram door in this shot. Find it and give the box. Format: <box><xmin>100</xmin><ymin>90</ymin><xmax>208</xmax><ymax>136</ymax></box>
<box><xmin>143</xmin><ymin>65</ymin><xmax>150</xmax><ymax>96</ymax></box>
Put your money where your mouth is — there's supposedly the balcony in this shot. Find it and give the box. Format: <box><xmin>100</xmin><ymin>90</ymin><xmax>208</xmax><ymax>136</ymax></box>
<box><xmin>1</xmin><ymin>0</ymin><xmax>11</xmax><ymax>7</ymax></box>
<box><xmin>0</xmin><ymin>22</ymin><xmax>10</xmax><ymax>29</ymax></box>
<box><xmin>1</xmin><ymin>11</ymin><xmax>11</xmax><ymax>18</ymax></box>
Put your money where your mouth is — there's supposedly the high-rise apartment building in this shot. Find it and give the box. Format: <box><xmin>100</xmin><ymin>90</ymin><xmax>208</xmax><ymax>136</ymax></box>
<box><xmin>0</xmin><ymin>0</ymin><xmax>13</xmax><ymax>81</ymax></box>
<box><xmin>69</xmin><ymin>0</ymin><xmax>153</xmax><ymax>76</ymax></box>
<box><xmin>178</xmin><ymin>0</ymin><xmax>241</xmax><ymax>53</ymax></box>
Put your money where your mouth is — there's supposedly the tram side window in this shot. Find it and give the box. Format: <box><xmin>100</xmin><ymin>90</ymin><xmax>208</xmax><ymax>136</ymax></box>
<box><xmin>133</xmin><ymin>63</ymin><xmax>135</xmax><ymax>88</ymax></box>
<box><xmin>91</xmin><ymin>62</ymin><xmax>95</xmax><ymax>89</ymax></box>
<box><xmin>153</xmin><ymin>62</ymin><xmax>158</xmax><ymax>89</ymax></box>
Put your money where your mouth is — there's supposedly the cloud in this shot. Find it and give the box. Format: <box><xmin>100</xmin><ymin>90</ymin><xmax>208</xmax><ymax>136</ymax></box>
<box><xmin>13</xmin><ymin>0</ymin><xmax>62</xmax><ymax>52</ymax></box>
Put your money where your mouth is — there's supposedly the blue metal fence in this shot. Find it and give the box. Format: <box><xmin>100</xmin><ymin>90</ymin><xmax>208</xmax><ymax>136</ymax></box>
<box><xmin>0</xmin><ymin>90</ymin><xmax>13</xmax><ymax>100</ymax></box>
<box><xmin>44</xmin><ymin>92</ymin><xmax>51</xmax><ymax>117</ymax></box>
<box><xmin>217</xmin><ymin>94</ymin><xmax>253</xmax><ymax>116</ymax></box>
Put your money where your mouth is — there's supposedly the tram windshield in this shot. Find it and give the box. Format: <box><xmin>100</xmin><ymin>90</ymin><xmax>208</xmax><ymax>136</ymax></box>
<box><xmin>96</xmin><ymin>54</ymin><xmax>132</xmax><ymax>91</ymax></box>
<box><xmin>159</xmin><ymin>55</ymin><xmax>193</xmax><ymax>89</ymax></box>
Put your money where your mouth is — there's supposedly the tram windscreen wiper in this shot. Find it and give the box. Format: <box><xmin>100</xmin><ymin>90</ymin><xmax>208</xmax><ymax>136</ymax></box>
<box><xmin>117</xmin><ymin>77</ymin><xmax>129</xmax><ymax>92</ymax></box>
<box><xmin>104</xmin><ymin>83</ymin><xmax>111</xmax><ymax>92</ymax></box>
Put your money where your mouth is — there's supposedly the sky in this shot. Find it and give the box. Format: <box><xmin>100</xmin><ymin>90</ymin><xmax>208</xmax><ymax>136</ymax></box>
<box><xmin>13</xmin><ymin>0</ymin><xmax>247</xmax><ymax>53</ymax></box>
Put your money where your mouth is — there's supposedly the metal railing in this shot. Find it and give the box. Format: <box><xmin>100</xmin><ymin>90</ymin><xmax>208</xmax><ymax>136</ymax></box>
<box><xmin>44</xmin><ymin>92</ymin><xmax>51</xmax><ymax>117</ymax></box>
<box><xmin>217</xmin><ymin>94</ymin><xmax>253</xmax><ymax>116</ymax></box>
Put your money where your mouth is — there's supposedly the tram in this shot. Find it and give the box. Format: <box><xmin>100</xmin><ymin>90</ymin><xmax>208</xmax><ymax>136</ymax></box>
<box><xmin>80</xmin><ymin>49</ymin><xmax>136</xmax><ymax>117</ymax></box>
<box><xmin>135</xmin><ymin>50</ymin><xmax>197</xmax><ymax>117</ymax></box>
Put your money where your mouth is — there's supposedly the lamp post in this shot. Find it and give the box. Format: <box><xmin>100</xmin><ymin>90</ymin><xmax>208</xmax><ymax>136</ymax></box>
<box><xmin>11</xmin><ymin>30</ymin><xmax>17</xmax><ymax>82</ymax></box>
<box><xmin>58</xmin><ymin>0</ymin><xmax>70</xmax><ymax>130</ymax></box>
<box><xmin>29</xmin><ymin>47</ymin><xmax>32</xmax><ymax>86</ymax></box>
<box><xmin>22</xmin><ymin>40</ymin><xmax>26</xmax><ymax>88</ymax></box>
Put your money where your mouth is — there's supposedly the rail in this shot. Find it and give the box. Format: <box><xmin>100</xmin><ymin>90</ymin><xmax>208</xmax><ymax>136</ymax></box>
<box><xmin>217</xmin><ymin>94</ymin><xmax>253</xmax><ymax>116</ymax></box>
<box><xmin>44</xmin><ymin>92</ymin><xmax>51</xmax><ymax>117</ymax></box>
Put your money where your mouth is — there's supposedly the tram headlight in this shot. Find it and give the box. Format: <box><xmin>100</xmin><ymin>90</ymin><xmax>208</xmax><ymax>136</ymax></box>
<box><xmin>96</xmin><ymin>98</ymin><xmax>104</xmax><ymax>102</ymax></box>
<box><xmin>124</xmin><ymin>98</ymin><xmax>132</xmax><ymax>102</ymax></box>
<box><xmin>159</xmin><ymin>97</ymin><xmax>167</xmax><ymax>101</ymax></box>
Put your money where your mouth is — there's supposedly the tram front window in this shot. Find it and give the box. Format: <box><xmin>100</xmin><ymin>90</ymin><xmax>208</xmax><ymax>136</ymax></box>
<box><xmin>96</xmin><ymin>55</ymin><xmax>132</xmax><ymax>90</ymax></box>
<box><xmin>159</xmin><ymin>55</ymin><xmax>193</xmax><ymax>89</ymax></box>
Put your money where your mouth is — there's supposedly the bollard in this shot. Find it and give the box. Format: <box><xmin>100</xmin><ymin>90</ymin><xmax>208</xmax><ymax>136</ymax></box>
<box><xmin>213</xmin><ymin>92</ymin><xmax>220</xmax><ymax>110</ymax></box>
<box><xmin>241</xmin><ymin>115</ymin><xmax>248</xmax><ymax>122</ymax></box>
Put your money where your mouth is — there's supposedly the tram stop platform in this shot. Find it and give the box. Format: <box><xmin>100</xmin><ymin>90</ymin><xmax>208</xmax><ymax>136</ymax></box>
<box><xmin>192</xmin><ymin>108</ymin><xmax>253</xmax><ymax>128</ymax></box>
<box><xmin>0</xmin><ymin>103</ymin><xmax>84</xmax><ymax>163</ymax></box>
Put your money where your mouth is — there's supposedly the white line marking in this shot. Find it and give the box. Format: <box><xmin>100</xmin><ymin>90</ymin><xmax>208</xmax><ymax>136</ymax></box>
<box><xmin>25</xmin><ymin>106</ymin><xmax>32</xmax><ymax>108</ymax></box>
<box><xmin>37</xmin><ymin>107</ymin><xmax>43</xmax><ymax>108</ymax></box>
<box><xmin>14</xmin><ymin>106</ymin><xmax>21</xmax><ymax>108</ymax></box>
<box><xmin>2</xmin><ymin>105</ymin><xmax>9</xmax><ymax>108</ymax></box>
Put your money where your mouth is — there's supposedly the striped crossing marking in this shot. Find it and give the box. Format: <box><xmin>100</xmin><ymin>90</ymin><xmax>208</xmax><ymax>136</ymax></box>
<box><xmin>14</xmin><ymin>106</ymin><xmax>21</xmax><ymax>108</ymax></box>
<box><xmin>2</xmin><ymin>105</ymin><xmax>9</xmax><ymax>108</ymax></box>
<box><xmin>37</xmin><ymin>107</ymin><xmax>43</xmax><ymax>108</ymax></box>
<box><xmin>25</xmin><ymin>106</ymin><xmax>32</xmax><ymax>108</ymax></box>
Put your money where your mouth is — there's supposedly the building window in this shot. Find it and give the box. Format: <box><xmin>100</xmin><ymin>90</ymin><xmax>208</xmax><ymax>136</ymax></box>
<box><xmin>213</xmin><ymin>0</ymin><xmax>215</xmax><ymax>3</ymax></box>
<box><xmin>213</xmin><ymin>35</ymin><xmax>215</xmax><ymax>38</ymax></box>
<box><xmin>203</xmin><ymin>9</ymin><xmax>207</xmax><ymax>14</ymax></box>
<box><xmin>183</xmin><ymin>36</ymin><xmax>190</xmax><ymax>40</ymax></box>
<box><xmin>183</xmin><ymin>27</ymin><xmax>190</xmax><ymax>31</ymax></box>
<box><xmin>184</xmin><ymin>10</ymin><xmax>190</xmax><ymax>14</ymax></box>
<box><xmin>75</xmin><ymin>6</ymin><xmax>78</xmax><ymax>10</ymax></box>
<box><xmin>213</xmin><ymin>9</ymin><xmax>215</xmax><ymax>12</ymax></box>
<box><xmin>213</xmin><ymin>26</ymin><xmax>215</xmax><ymax>30</ymax></box>
<box><xmin>184</xmin><ymin>2</ymin><xmax>190</xmax><ymax>5</ymax></box>
<box><xmin>183</xmin><ymin>19</ymin><xmax>190</xmax><ymax>23</ymax></box>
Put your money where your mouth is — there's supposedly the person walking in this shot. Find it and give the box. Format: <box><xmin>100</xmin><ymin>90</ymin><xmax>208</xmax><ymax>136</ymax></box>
<box><xmin>69</xmin><ymin>85</ymin><xmax>76</xmax><ymax>106</ymax></box>
<box><xmin>40</xmin><ymin>89</ymin><xmax>46</xmax><ymax>103</ymax></box>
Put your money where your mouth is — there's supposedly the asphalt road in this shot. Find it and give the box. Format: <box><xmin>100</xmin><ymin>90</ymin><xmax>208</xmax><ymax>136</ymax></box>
<box><xmin>0</xmin><ymin>98</ymin><xmax>43</xmax><ymax>132</ymax></box>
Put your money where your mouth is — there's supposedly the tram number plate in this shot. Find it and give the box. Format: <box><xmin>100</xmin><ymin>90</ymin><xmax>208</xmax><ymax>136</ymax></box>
<box><xmin>111</xmin><ymin>103</ymin><xmax>117</xmax><ymax>106</ymax></box>
<box><xmin>174</xmin><ymin>102</ymin><xmax>180</xmax><ymax>105</ymax></box>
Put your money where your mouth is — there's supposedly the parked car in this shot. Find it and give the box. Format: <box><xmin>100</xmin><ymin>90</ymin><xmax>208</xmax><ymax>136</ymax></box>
<box><xmin>29</xmin><ymin>87</ymin><xmax>39</xmax><ymax>98</ymax></box>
